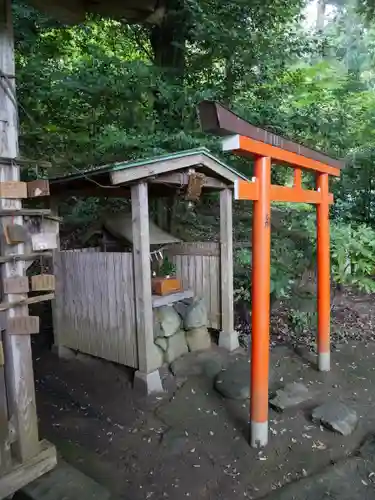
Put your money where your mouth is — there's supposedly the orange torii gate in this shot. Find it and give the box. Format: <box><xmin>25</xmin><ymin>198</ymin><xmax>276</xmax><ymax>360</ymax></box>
<box><xmin>198</xmin><ymin>101</ymin><xmax>344</xmax><ymax>448</ymax></box>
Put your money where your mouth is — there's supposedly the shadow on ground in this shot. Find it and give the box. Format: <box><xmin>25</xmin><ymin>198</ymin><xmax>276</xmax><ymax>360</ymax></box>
<box><xmin>31</xmin><ymin>341</ymin><xmax>375</xmax><ymax>499</ymax></box>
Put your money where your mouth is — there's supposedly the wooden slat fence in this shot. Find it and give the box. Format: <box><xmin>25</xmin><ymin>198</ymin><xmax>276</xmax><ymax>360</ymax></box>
<box><xmin>53</xmin><ymin>242</ymin><xmax>222</xmax><ymax>368</ymax></box>
<box><xmin>167</xmin><ymin>242</ymin><xmax>221</xmax><ymax>330</ymax></box>
<box><xmin>54</xmin><ymin>250</ymin><xmax>138</xmax><ymax>368</ymax></box>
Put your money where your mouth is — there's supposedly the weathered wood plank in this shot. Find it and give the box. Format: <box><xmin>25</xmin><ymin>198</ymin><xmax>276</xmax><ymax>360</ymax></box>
<box><xmin>30</xmin><ymin>275</ymin><xmax>55</xmax><ymax>292</ymax></box>
<box><xmin>151</xmin><ymin>171</ymin><xmax>228</xmax><ymax>189</ymax></box>
<box><xmin>27</xmin><ymin>180</ymin><xmax>50</xmax><ymax>198</ymax></box>
<box><xmin>3</xmin><ymin>276</ymin><xmax>29</xmax><ymax>294</ymax></box>
<box><xmin>53</xmin><ymin>251</ymin><xmax>138</xmax><ymax>368</ymax></box>
<box><xmin>152</xmin><ymin>290</ymin><xmax>194</xmax><ymax>308</ymax></box>
<box><xmin>7</xmin><ymin>316</ymin><xmax>39</xmax><ymax>335</ymax></box>
<box><xmin>126</xmin><ymin>252</ymin><xmax>138</xmax><ymax>368</ymax></box>
<box><xmin>91</xmin><ymin>252</ymin><xmax>102</xmax><ymax>358</ymax></box>
<box><xmin>0</xmin><ymin>0</ymin><xmax>39</xmax><ymax>463</ymax></box>
<box><xmin>0</xmin><ymin>293</ymin><xmax>54</xmax><ymax>312</ymax></box>
<box><xmin>0</xmin><ymin>181</ymin><xmax>27</xmax><ymax>199</ymax></box>
<box><xmin>167</xmin><ymin>241</ymin><xmax>219</xmax><ymax>257</ymax></box>
<box><xmin>131</xmin><ymin>183</ymin><xmax>154</xmax><ymax>373</ymax></box>
<box><xmin>107</xmin><ymin>252</ymin><xmax>118</xmax><ymax>363</ymax></box>
<box><xmin>0</xmin><ymin>335</ymin><xmax>11</xmax><ymax>474</ymax></box>
<box><xmin>0</xmin><ymin>440</ymin><xmax>56</xmax><ymax>499</ymax></box>
<box><xmin>0</xmin><ymin>252</ymin><xmax>52</xmax><ymax>264</ymax></box>
<box><xmin>50</xmin><ymin>198</ymin><xmax>60</xmax><ymax>351</ymax></box>
<box><xmin>52</xmin><ymin>250</ymin><xmax>62</xmax><ymax>349</ymax></box>
<box><xmin>220</xmin><ymin>189</ymin><xmax>234</xmax><ymax>333</ymax></box>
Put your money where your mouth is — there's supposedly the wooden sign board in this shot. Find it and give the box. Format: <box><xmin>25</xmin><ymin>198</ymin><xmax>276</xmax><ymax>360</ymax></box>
<box><xmin>31</xmin><ymin>232</ymin><xmax>58</xmax><ymax>251</ymax></box>
<box><xmin>3</xmin><ymin>276</ymin><xmax>29</xmax><ymax>294</ymax></box>
<box><xmin>4</xmin><ymin>224</ymin><xmax>28</xmax><ymax>244</ymax></box>
<box><xmin>31</xmin><ymin>274</ymin><xmax>55</xmax><ymax>291</ymax></box>
<box><xmin>7</xmin><ymin>316</ymin><xmax>39</xmax><ymax>335</ymax></box>
<box><xmin>27</xmin><ymin>180</ymin><xmax>50</xmax><ymax>198</ymax></box>
<box><xmin>0</xmin><ymin>181</ymin><xmax>27</xmax><ymax>199</ymax></box>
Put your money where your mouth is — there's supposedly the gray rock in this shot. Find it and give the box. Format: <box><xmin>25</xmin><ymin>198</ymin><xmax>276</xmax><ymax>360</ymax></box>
<box><xmin>170</xmin><ymin>350</ymin><xmax>225</xmax><ymax>379</ymax></box>
<box><xmin>155</xmin><ymin>337</ymin><xmax>168</xmax><ymax>352</ymax></box>
<box><xmin>312</xmin><ymin>401</ymin><xmax>358</xmax><ymax>436</ymax></box>
<box><xmin>153</xmin><ymin>311</ymin><xmax>163</xmax><ymax>339</ymax></box>
<box><xmin>215</xmin><ymin>358</ymin><xmax>251</xmax><ymax>400</ymax></box>
<box><xmin>154</xmin><ymin>306</ymin><xmax>181</xmax><ymax>337</ymax></box>
<box><xmin>148</xmin><ymin>343</ymin><xmax>165</xmax><ymax>371</ymax></box>
<box><xmin>202</xmin><ymin>359</ymin><xmax>223</xmax><ymax>378</ymax></box>
<box><xmin>186</xmin><ymin>326</ymin><xmax>211</xmax><ymax>352</ymax></box>
<box><xmin>165</xmin><ymin>330</ymin><xmax>188</xmax><ymax>363</ymax></box>
<box><xmin>173</xmin><ymin>298</ymin><xmax>194</xmax><ymax>320</ymax></box>
<box><xmin>270</xmin><ymin>382</ymin><xmax>311</xmax><ymax>411</ymax></box>
<box><xmin>184</xmin><ymin>298</ymin><xmax>208</xmax><ymax>330</ymax></box>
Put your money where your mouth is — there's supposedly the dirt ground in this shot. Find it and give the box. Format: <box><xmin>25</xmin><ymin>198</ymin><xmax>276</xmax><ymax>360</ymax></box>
<box><xmin>30</xmin><ymin>331</ymin><xmax>375</xmax><ymax>500</ymax></box>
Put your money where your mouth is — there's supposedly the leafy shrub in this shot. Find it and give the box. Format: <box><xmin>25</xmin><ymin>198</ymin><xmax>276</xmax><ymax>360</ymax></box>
<box><xmin>234</xmin><ymin>206</ymin><xmax>375</xmax><ymax>307</ymax></box>
<box><xmin>299</xmin><ymin>213</ymin><xmax>375</xmax><ymax>293</ymax></box>
<box><xmin>288</xmin><ymin>310</ymin><xmax>317</xmax><ymax>333</ymax></box>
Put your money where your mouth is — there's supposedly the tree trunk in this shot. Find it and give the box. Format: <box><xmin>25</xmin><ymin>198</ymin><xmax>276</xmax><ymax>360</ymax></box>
<box><xmin>149</xmin><ymin>0</ymin><xmax>187</xmax><ymax>128</ymax></box>
<box><xmin>316</xmin><ymin>0</ymin><xmax>326</xmax><ymax>31</ymax></box>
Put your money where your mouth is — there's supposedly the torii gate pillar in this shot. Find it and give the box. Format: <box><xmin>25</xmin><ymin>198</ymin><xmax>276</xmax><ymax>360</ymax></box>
<box><xmin>198</xmin><ymin>100</ymin><xmax>344</xmax><ymax>447</ymax></box>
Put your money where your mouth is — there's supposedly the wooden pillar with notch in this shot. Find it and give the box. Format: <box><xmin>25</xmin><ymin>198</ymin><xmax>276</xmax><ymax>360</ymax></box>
<box><xmin>0</xmin><ymin>0</ymin><xmax>40</xmax><ymax>463</ymax></box>
<box><xmin>131</xmin><ymin>182</ymin><xmax>163</xmax><ymax>394</ymax></box>
<box><xmin>218</xmin><ymin>188</ymin><xmax>238</xmax><ymax>351</ymax></box>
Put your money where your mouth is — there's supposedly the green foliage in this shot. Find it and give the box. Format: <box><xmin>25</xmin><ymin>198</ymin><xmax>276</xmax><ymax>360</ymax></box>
<box><xmin>331</xmin><ymin>223</ymin><xmax>375</xmax><ymax>292</ymax></box>
<box><xmin>11</xmin><ymin>0</ymin><xmax>375</xmax><ymax>306</ymax></box>
<box><xmin>288</xmin><ymin>309</ymin><xmax>317</xmax><ymax>334</ymax></box>
<box><xmin>298</xmin><ymin>211</ymin><xmax>375</xmax><ymax>293</ymax></box>
<box><xmin>158</xmin><ymin>257</ymin><xmax>177</xmax><ymax>278</ymax></box>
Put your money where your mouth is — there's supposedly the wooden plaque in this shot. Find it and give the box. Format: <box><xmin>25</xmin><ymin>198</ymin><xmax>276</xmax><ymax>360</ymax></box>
<box><xmin>31</xmin><ymin>274</ymin><xmax>55</xmax><ymax>291</ymax></box>
<box><xmin>7</xmin><ymin>316</ymin><xmax>40</xmax><ymax>335</ymax></box>
<box><xmin>27</xmin><ymin>179</ymin><xmax>50</xmax><ymax>198</ymax></box>
<box><xmin>3</xmin><ymin>276</ymin><xmax>29</xmax><ymax>294</ymax></box>
<box><xmin>0</xmin><ymin>181</ymin><xmax>27</xmax><ymax>199</ymax></box>
<box><xmin>31</xmin><ymin>232</ymin><xmax>58</xmax><ymax>251</ymax></box>
<box><xmin>4</xmin><ymin>224</ymin><xmax>28</xmax><ymax>244</ymax></box>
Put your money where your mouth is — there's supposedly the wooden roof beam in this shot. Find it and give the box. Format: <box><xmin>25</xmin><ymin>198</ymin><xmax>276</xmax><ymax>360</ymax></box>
<box><xmin>150</xmin><ymin>171</ymin><xmax>229</xmax><ymax>189</ymax></box>
<box><xmin>110</xmin><ymin>153</ymin><xmax>240</xmax><ymax>186</ymax></box>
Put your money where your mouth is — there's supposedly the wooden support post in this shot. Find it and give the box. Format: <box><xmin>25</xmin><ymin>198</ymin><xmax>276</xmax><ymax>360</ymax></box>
<box><xmin>316</xmin><ymin>173</ymin><xmax>330</xmax><ymax>371</ymax></box>
<box><xmin>131</xmin><ymin>182</ymin><xmax>163</xmax><ymax>394</ymax></box>
<box><xmin>250</xmin><ymin>156</ymin><xmax>271</xmax><ymax>448</ymax></box>
<box><xmin>0</xmin><ymin>0</ymin><xmax>39</xmax><ymax>462</ymax></box>
<box><xmin>49</xmin><ymin>197</ymin><xmax>61</xmax><ymax>355</ymax></box>
<box><xmin>218</xmin><ymin>188</ymin><xmax>238</xmax><ymax>351</ymax></box>
<box><xmin>293</xmin><ymin>168</ymin><xmax>302</xmax><ymax>188</ymax></box>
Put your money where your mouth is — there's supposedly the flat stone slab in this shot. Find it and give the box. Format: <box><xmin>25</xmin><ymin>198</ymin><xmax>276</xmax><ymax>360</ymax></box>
<box><xmin>270</xmin><ymin>382</ymin><xmax>311</xmax><ymax>411</ymax></box>
<box><xmin>265</xmin><ymin>457</ymin><xmax>371</xmax><ymax>500</ymax></box>
<box><xmin>215</xmin><ymin>357</ymin><xmax>251</xmax><ymax>400</ymax></box>
<box><xmin>312</xmin><ymin>401</ymin><xmax>358</xmax><ymax>436</ymax></box>
<box><xmin>21</xmin><ymin>460</ymin><xmax>110</xmax><ymax>500</ymax></box>
<box><xmin>170</xmin><ymin>349</ymin><xmax>225</xmax><ymax>379</ymax></box>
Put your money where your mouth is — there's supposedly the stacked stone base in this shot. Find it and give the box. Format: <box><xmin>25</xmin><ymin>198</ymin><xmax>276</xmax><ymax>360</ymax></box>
<box><xmin>153</xmin><ymin>297</ymin><xmax>211</xmax><ymax>367</ymax></box>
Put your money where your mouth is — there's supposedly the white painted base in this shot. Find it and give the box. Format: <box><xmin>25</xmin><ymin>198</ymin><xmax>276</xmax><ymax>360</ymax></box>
<box><xmin>52</xmin><ymin>344</ymin><xmax>76</xmax><ymax>360</ymax></box>
<box><xmin>219</xmin><ymin>331</ymin><xmax>239</xmax><ymax>352</ymax></box>
<box><xmin>318</xmin><ymin>352</ymin><xmax>330</xmax><ymax>372</ymax></box>
<box><xmin>133</xmin><ymin>369</ymin><xmax>164</xmax><ymax>395</ymax></box>
<box><xmin>250</xmin><ymin>421</ymin><xmax>268</xmax><ymax>448</ymax></box>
